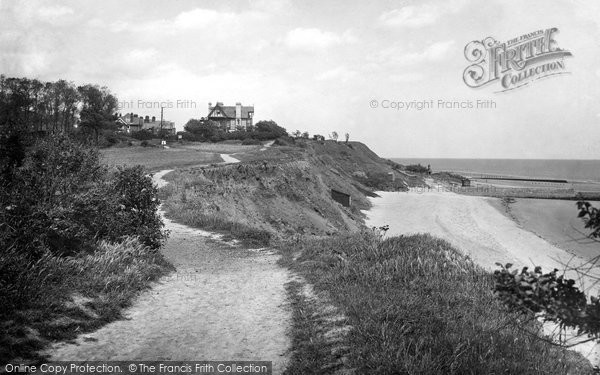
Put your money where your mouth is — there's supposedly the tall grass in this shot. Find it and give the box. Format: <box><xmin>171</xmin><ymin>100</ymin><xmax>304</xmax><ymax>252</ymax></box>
<box><xmin>162</xmin><ymin>200</ymin><xmax>272</xmax><ymax>247</ymax></box>
<box><xmin>280</xmin><ymin>232</ymin><xmax>593</xmax><ymax>374</ymax></box>
<box><xmin>0</xmin><ymin>237</ymin><xmax>173</xmax><ymax>363</ymax></box>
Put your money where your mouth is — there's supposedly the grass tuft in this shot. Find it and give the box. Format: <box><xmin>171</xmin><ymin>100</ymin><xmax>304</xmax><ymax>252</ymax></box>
<box><xmin>0</xmin><ymin>237</ymin><xmax>173</xmax><ymax>363</ymax></box>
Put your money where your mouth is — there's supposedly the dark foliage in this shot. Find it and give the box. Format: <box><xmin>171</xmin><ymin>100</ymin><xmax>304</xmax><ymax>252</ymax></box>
<box><xmin>130</xmin><ymin>129</ymin><xmax>155</xmax><ymax>141</ymax></box>
<box><xmin>0</xmin><ymin>134</ymin><xmax>166</xmax><ymax>258</ymax></box>
<box><xmin>494</xmin><ymin>264</ymin><xmax>599</xmax><ymax>333</ymax></box>
<box><xmin>577</xmin><ymin>200</ymin><xmax>600</xmax><ymax>238</ymax></box>
<box><xmin>494</xmin><ymin>201</ymin><xmax>600</xmax><ymax>341</ymax></box>
<box><xmin>0</xmin><ymin>76</ymin><xmax>119</xmax><ymax>145</ymax></box>
<box><xmin>182</xmin><ymin>118</ymin><xmax>288</xmax><ymax>143</ymax></box>
<box><xmin>405</xmin><ymin>163</ymin><xmax>429</xmax><ymax>174</ymax></box>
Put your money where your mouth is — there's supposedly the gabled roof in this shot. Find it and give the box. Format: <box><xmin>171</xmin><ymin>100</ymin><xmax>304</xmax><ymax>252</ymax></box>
<box><xmin>208</xmin><ymin>103</ymin><xmax>254</xmax><ymax>119</ymax></box>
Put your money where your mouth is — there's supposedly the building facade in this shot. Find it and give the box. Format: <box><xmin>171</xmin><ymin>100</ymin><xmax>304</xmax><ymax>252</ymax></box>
<box><xmin>116</xmin><ymin>113</ymin><xmax>176</xmax><ymax>135</ymax></box>
<box><xmin>206</xmin><ymin>102</ymin><xmax>254</xmax><ymax>132</ymax></box>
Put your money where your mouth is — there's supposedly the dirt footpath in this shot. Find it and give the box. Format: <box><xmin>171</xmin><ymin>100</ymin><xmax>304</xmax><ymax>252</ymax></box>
<box><xmin>44</xmin><ymin>168</ymin><xmax>291</xmax><ymax>373</ymax></box>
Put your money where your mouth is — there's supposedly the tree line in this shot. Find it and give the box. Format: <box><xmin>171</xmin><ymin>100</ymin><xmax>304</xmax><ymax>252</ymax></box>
<box><xmin>0</xmin><ymin>75</ymin><xmax>118</xmax><ymax>143</ymax></box>
<box><xmin>182</xmin><ymin>119</ymin><xmax>288</xmax><ymax>142</ymax></box>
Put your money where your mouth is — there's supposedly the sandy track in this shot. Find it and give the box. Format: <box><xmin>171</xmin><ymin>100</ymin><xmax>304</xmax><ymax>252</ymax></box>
<box><xmin>364</xmin><ymin>188</ymin><xmax>600</xmax><ymax>365</ymax></box>
<box><xmin>44</xmin><ymin>166</ymin><xmax>291</xmax><ymax>373</ymax></box>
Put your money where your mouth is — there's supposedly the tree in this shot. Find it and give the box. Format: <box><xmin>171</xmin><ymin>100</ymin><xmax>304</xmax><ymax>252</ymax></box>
<box><xmin>254</xmin><ymin>120</ymin><xmax>288</xmax><ymax>139</ymax></box>
<box><xmin>345</xmin><ymin>133</ymin><xmax>350</xmax><ymax>143</ymax></box>
<box><xmin>302</xmin><ymin>131</ymin><xmax>309</xmax><ymax>139</ymax></box>
<box><xmin>292</xmin><ymin>130</ymin><xmax>302</xmax><ymax>138</ymax></box>
<box><xmin>330</xmin><ymin>131</ymin><xmax>339</xmax><ymax>141</ymax></box>
<box><xmin>184</xmin><ymin>119</ymin><xmax>221</xmax><ymax>140</ymax></box>
<box><xmin>49</xmin><ymin>80</ymin><xmax>80</xmax><ymax>133</ymax></box>
<box><xmin>0</xmin><ymin>76</ymin><xmax>81</xmax><ymax>135</ymax></box>
<box><xmin>77</xmin><ymin>85</ymin><xmax>118</xmax><ymax>144</ymax></box>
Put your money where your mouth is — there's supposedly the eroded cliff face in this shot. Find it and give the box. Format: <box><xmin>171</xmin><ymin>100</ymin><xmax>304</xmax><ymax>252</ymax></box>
<box><xmin>160</xmin><ymin>140</ymin><xmax>420</xmax><ymax>238</ymax></box>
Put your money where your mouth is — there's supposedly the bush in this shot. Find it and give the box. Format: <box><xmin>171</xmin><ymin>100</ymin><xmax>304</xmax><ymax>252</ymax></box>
<box><xmin>254</xmin><ymin>120</ymin><xmax>287</xmax><ymax>139</ymax></box>
<box><xmin>131</xmin><ymin>129</ymin><xmax>155</xmax><ymax>141</ymax></box>
<box><xmin>1</xmin><ymin>135</ymin><xmax>106</xmax><ymax>256</ymax></box>
<box><xmin>180</xmin><ymin>118</ymin><xmax>288</xmax><ymax>143</ymax></box>
<box><xmin>0</xmin><ymin>134</ymin><xmax>169</xmax><ymax>362</ymax></box>
<box><xmin>273</xmin><ymin>136</ymin><xmax>295</xmax><ymax>146</ymax></box>
<box><xmin>103</xmin><ymin>166</ymin><xmax>166</xmax><ymax>248</ymax></box>
<box><xmin>105</xmin><ymin>133</ymin><xmax>119</xmax><ymax>146</ymax></box>
<box><xmin>141</xmin><ymin>140</ymin><xmax>149</xmax><ymax>147</ymax></box>
<box><xmin>0</xmin><ymin>134</ymin><xmax>166</xmax><ymax>258</ymax></box>
<box><xmin>405</xmin><ymin>163</ymin><xmax>429</xmax><ymax>173</ymax></box>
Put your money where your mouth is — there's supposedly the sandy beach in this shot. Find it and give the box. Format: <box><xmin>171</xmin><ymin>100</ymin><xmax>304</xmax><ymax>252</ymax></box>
<box><xmin>492</xmin><ymin>198</ymin><xmax>600</xmax><ymax>262</ymax></box>
<box><xmin>364</xmin><ymin>185</ymin><xmax>600</xmax><ymax>365</ymax></box>
<box><xmin>364</xmin><ymin>189</ymin><xmax>599</xmax><ymax>281</ymax></box>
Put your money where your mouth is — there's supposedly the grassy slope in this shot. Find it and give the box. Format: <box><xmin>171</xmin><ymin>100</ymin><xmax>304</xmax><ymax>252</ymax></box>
<box><xmin>280</xmin><ymin>233</ymin><xmax>593</xmax><ymax>374</ymax></box>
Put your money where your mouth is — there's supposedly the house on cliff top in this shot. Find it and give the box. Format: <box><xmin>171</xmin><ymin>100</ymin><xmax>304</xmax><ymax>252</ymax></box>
<box><xmin>207</xmin><ymin>102</ymin><xmax>254</xmax><ymax>132</ymax></box>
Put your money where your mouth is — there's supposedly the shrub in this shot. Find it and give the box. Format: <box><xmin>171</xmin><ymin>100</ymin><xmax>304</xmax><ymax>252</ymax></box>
<box><xmin>131</xmin><ymin>129</ymin><xmax>155</xmax><ymax>141</ymax></box>
<box><xmin>104</xmin><ymin>166</ymin><xmax>166</xmax><ymax>248</ymax></box>
<box><xmin>0</xmin><ymin>134</ymin><xmax>166</xmax><ymax>258</ymax></box>
<box><xmin>273</xmin><ymin>136</ymin><xmax>295</xmax><ymax>146</ymax></box>
<box><xmin>1</xmin><ymin>135</ymin><xmax>106</xmax><ymax>256</ymax></box>
<box><xmin>405</xmin><ymin>163</ymin><xmax>429</xmax><ymax>173</ymax></box>
<box><xmin>254</xmin><ymin>120</ymin><xmax>287</xmax><ymax>139</ymax></box>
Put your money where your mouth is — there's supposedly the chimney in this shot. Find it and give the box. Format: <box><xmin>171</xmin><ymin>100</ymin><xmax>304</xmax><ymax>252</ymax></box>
<box><xmin>236</xmin><ymin>102</ymin><xmax>242</xmax><ymax>119</ymax></box>
<box><xmin>208</xmin><ymin>102</ymin><xmax>212</xmax><ymax>112</ymax></box>
<box><xmin>145</xmin><ymin>115</ymin><xmax>149</xmax><ymax>123</ymax></box>
<box><xmin>152</xmin><ymin>116</ymin><xmax>156</xmax><ymax>122</ymax></box>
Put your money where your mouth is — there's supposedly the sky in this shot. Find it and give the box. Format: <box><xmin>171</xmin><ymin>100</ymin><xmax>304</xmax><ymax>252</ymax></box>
<box><xmin>1</xmin><ymin>0</ymin><xmax>599</xmax><ymax>159</ymax></box>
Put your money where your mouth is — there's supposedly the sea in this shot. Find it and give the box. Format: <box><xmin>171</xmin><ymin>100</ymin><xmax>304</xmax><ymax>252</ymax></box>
<box><xmin>391</xmin><ymin>158</ymin><xmax>600</xmax><ymax>184</ymax></box>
